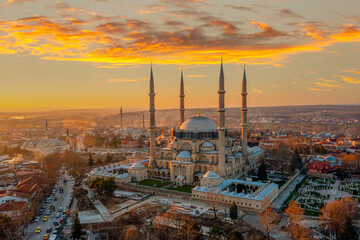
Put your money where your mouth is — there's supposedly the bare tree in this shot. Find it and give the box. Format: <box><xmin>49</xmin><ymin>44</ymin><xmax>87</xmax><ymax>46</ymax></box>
<box><xmin>258</xmin><ymin>198</ymin><xmax>276</xmax><ymax>240</ymax></box>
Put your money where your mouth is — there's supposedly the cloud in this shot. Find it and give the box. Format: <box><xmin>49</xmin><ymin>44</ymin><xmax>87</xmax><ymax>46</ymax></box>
<box><xmin>227</xmin><ymin>5</ymin><xmax>257</xmax><ymax>12</ymax></box>
<box><xmin>309</xmin><ymin>88</ymin><xmax>331</xmax><ymax>92</ymax></box>
<box><xmin>107</xmin><ymin>78</ymin><xmax>146</xmax><ymax>82</ymax></box>
<box><xmin>314</xmin><ymin>82</ymin><xmax>344</xmax><ymax>89</ymax></box>
<box><xmin>334</xmin><ymin>75</ymin><xmax>360</xmax><ymax>84</ymax></box>
<box><xmin>319</xmin><ymin>78</ymin><xmax>338</xmax><ymax>83</ymax></box>
<box><xmin>278</xmin><ymin>9</ymin><xmax>303</xmax><ymax>19</ymax></box>
<box><xmin>0</xmin><ymin>0</ymin><xmax>35</xmax><ymax>7</ymax></box>
<box><xmin>342</xmin><ymin>70</ymin><xmax>360</xmax><ymax>74</ymax></box>
<box><xmin>0</xmin><ymin>6</ymin><xmax>359</xmax><ymax>66</ymax></box>
<box><xmin>252</xmin><ymin>89</ymin><xmax>263</xmax><ymax>93</ymax></box>
<box><xmin>186</xmin><ymin>74</ymin><xmax>207</xmax><ymax>78</ymax></box>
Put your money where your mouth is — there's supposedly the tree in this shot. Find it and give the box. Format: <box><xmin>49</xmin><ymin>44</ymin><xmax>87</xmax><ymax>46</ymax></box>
<box><xmin>209</xmin><ymin>224</ymin><xmax>232</xmax><ymax>240</ymax></box>
<box><xmin>174</xmin><ymin>215</ymin><xmax>202</xmax><ymax>240</ymax></box>
<box><xmin>258</xmin><ymin>160</ymin><xmax>267</xmax><ymax>181</ymax></box>
<box><xmin>74</xmin><ymin>187</ymin><xmax>88</xmax><ymax>202</ymax></box>
<box><xmin>320</xmin><ymin>197</ymin><xmax>358</xmax><ymax>235</ymax></box>
<box><xmin>88</xmin><ymin>152</ymin><xmax>94</xmax><ymax>166</ymax></box>
<box><xmin>206</xmin><ymin>189</ymin><xmax>219</xmax><ymax>220</ymax></box>
<box><xmin>258</xmin><ymin>198</ymin><xmax>276</xmax><ymax>240</ymax></box>
<box><xmin>72</xmin><ymin>212</ymin><xmax>82</xmax><ymax>239</ymax></box>
<box><xmin>229</xmin><ymin>202</ymin><xmax>238</xmax><ymax>220</ymax></box>
<box><xmin>285</xmin><ymin>200</ymin><xmax>304</xmax><ymax>223</ymax></box>
<box><xmin>0</xmin><ymin>214</ymin><xmax>18</xmax><ymax>240</ymax></box>
<box><xmin>284</xmin><ymin>201</ymin><xmax>310</xmax><ymax>240</ymax></box>
<box><xmin>105</xmin><ymin>153</ymin><xmax>112</xmax><ymax>163</ymax></box>
<box><xmin>95</xmin><ymin>158</ymin><xmax>103</xmax><ymax>164</ymax></box>
<box><xmin>290</xmin><ymin>148</ymin><xmax>302</xmax><ymax>172</ymax></box>
<box><xmin>342</xmin><ymin>154</ymin><xmax>359</xmax><ymax>171</ymax></box>
<box><xmin>41</xmin><ymin>152</ymin><xmax>62</xmax><ymax>186</ymax></box>
<box><xmin>89</xmin><ymin>177</ymin><xmax>116</xmax><ymax>203</ymax></box>
<box><xmin>229</xmin><ymin>230</ymin><xmax>243</xmax><ymax>240</ymax></box>
<box><xmin>339</xmin><ymin>216</ymin><xmax>357</xmax><ymax>240</ymax></box>
<box><xmin>124</xmin><ymin>225</ymin><xmax>143</xmax><ymax>240</ymax></box>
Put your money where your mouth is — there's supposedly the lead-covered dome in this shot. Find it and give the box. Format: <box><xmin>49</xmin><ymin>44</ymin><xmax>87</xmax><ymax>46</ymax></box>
<box><xmin>180</xmin><ymin>116</ymin><xmax>217</xmax><ymax>132</ymax></box>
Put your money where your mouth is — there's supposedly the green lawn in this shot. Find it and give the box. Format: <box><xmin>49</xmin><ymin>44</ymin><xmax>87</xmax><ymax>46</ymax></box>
<box><xmin>166</xmin><ymin>185</ymin><xmax>195</xmax><ymax>193</ymax></box>
<box><xmin>137</xmin><ymin>179</ymin><xmax>171</xmax><ymax>188</ymax></box>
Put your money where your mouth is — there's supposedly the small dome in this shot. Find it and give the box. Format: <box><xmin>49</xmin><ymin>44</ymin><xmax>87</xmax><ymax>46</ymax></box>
<box><xmin>201</xmin><ymin>141</ymin><xmax>214</xmax><ymax>147</ymax></box>
<box><xmin>325</xmin><ymin>155</ymin><xmax>336</xmax><ymax>161</ymax></box>
<box><xmin>203</xmin><ymin>171</ymin><xmax>220</xmax><ymax>178</ymax></box>
<box><xmin>131</xmin><ymin>162</ymin><xmax>144</xmax><ymax>169</ymax></box>
<box><xmin>176</xmin><ymin>151</ymin><xmax>191</xmax><ymax>158</ymax></box>
<box><xmin>180</xmin><ymin>116</ymin><xmax>217</xmax><ymax>132</ymax></box>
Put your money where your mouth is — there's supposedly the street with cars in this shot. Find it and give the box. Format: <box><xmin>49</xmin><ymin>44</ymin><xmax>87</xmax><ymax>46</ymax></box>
<box><xmin>23</xmin><ymin>169</ymin><xmax>75</xmax><ymax>240</ymax></box>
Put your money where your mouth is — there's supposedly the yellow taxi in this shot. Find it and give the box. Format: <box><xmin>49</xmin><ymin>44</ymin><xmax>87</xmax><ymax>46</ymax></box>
<box><xmin>43</xmin><ymin>234</ymin><xmax>50</xmax><ymax>240</ymax></box>
<box><xmin>42</xmin><ymin>216</ymin><xmax>48</xmax><ymax>222</ymax></box>
<box><xmin>35</xmin><ymin>226</ymin><xmax>41</xmax><ymax>233</ymax></box>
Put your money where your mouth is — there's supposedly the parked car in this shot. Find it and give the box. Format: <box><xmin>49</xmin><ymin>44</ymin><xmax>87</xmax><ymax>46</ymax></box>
<box><xmin>55</xmin><ymin>213</ymin><xmax>61</xmax><ymax>218</ymax></box>
<box><xmin>34</xmin><ymin>217</ymin><xmax>40</xmax><ymax>222</ymax></box>
<box><xmin>46</xmin><ymin>210</ymin><xmax>51</xmax><ymax>215</ymax></box>
<box><xmin>53</xmin><ymin>221</ymin><xmax>59</xmax><ymax>226</ymax></box>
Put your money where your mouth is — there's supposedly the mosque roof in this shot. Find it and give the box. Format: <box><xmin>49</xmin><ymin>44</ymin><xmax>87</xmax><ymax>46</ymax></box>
<box><xmin>203</xmin><ymin>171</ymin><xmax>220</xmax><ymax>178</ymax></box>
<box><xmin>201</xmin><ymin>141</ymin><xmax>215</xmax><ymax>147</ymax></box>
<box><xmin>176</xmin><ymin>150</ymin><xmax>191</xmax><ymax>158</ymax></box>
<box><xmin>179</xmin><ymin>116</ymin><xmax>217</xmax><ymax>132</ymax></box>
<box><xmin>130</xmin><ymin>162</ymin><xmax>144</xmax><ymax>169</ymax></box>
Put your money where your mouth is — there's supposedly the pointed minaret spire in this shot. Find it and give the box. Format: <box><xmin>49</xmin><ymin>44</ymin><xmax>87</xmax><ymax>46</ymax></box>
<box><xmin>142</xmin><ymin>112</ymin><xmax>145</xmax><ymax>130</ymax></box>
<box><xmin>120</xmin><ymin>106</ymin><xmax>123</xmax><ymax>130</ymax></box>
<box><xmin>220</xmin><ymin>57</ymin><xmax>224</xmax><ymax>78</ymax></box>
<box><xmin>179</xmin><ymin>68</ymin><xmax>185</xmax><ymax>125</ymax></box>
<box><xmin>148</xmin><ymin>63</ymin><xmax>157</xmax><ymax>171</ymax></box>
<box><xmin>241</xmin><ymin>64</ymin><xmax>249</xmax><ymax>169</ymax></box>
<box><xmin>217</xmin><ymin>58</ymin><xmax>226</xmax><ymax>177</ymax></box>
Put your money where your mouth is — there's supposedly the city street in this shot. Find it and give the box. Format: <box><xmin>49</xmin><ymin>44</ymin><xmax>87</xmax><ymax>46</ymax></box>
<box><xmin>22</xmin><ymin>172</ymin><xmax>74</xmax><ymax>240</ymax></box>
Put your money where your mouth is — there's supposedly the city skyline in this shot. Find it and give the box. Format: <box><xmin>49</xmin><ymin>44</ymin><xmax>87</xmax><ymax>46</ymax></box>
<box><xmin>0</xmin><ymin>0</ymin><xmax>359</xmax><ymax>111</ymax></box>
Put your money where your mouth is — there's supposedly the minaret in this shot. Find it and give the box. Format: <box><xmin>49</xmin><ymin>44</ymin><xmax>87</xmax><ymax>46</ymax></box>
<box><xmin>148</xmin><ymin>64</ymin><xmax>157</xmax><ymax>170</ymax></box>
<box><xmin>217</xmin><ymin>59</ymin><xmax>226</xmax><ymax>177</ymax></box>
<box><xmin>120</xmin><ymin>107</ymin><xmax>123</xmax><ymax>130</ymax></box>
<box><xmin>142</xmin><ymin>112</ymin><xmax>145</xmax><ymax>130</ymax></box>
<box><xmin>241</xmin><ymin>65</ymin><xmax>248</xmax><ymax>166</ymax></box>
<box><xmin>179</xmin><ymin>68</ymin><xmax>185</xmax><ymax>125</ymax></box>
<box><xmin>45</xmin><ymin>120</ymin><xmax>49</xmax><ymax>139</ymax></box>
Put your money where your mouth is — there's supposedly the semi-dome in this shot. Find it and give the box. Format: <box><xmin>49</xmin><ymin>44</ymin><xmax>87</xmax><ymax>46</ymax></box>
<box><xmin>131</xmin><ymin>162</ymin><xmax>144</xmax><ymax>169</ymax></box>
<box><xmin>180</xmin><ymin>116</ymin><xmax>217</xmax><ymax>132</ymax></box>
<box><xmin>176</xmin><ymin>150</ymin><xmax>191</xmax><ymax>158</ymax></box>
<box><xmin>203</xmin><ymin>171</ymin><xmax>220</xmax><ymax>178</ymax></box>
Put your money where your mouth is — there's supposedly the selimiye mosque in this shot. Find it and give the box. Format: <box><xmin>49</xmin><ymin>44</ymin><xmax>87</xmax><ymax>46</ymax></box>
<box><xmin>147</xmin><ymin>61</ymin><xmax>264</xmax><ymax>185</ymax></box>
<box><xmin>89</xmin><ymin>62</ymin><xmax>279</xmax><ymax>211</ymax></box>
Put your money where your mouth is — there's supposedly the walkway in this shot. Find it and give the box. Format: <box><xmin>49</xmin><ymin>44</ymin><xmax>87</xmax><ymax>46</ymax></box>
<box><xmin>83</xmin><ymin>185</ymin><xmax>115</xmax><ymax>222</ymax></box>
<box><xmin>272</xmin><ymin>174</ymin><xmax>306</xmax><ymax>211</ymax></box>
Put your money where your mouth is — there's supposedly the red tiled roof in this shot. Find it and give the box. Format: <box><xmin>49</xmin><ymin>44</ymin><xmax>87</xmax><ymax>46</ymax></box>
<box><xmin>0</xmin><ymin>191</ymin><xmax>29</xmax><ymax>199</ymax></box>
<box><xmin>307</xmin><ymin>161</ymin><xmax>333</xmax><ymax>173</ymax></box>
<box><xmin>0</xmin><ymin>201</ymin><xmax>27</xmax><ymax>212</ymax></box>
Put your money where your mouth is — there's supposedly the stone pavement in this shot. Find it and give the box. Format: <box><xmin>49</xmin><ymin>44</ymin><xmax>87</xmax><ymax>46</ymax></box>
<box><xmin>272</xmin><ymin>174</ymin><xmax>306</xmax><ymax>211</ymax></box>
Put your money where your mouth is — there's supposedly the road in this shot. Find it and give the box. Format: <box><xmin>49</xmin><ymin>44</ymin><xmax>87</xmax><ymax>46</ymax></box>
<box><xmin>23</xmin><ymin>172</ymin><xmax>74</xmax><ymax>240</ymax></box>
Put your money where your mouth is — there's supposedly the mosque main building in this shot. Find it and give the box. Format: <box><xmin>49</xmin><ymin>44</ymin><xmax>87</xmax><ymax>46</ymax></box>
<box><xmin>147</xmin><ymin>62</ymin><xmax>263</xmax><ymax>185</ymax></box>
<box><xmin>89</xmin><ymin>62</ymin><xmax>278</xmax><ymax>211</ymax></box>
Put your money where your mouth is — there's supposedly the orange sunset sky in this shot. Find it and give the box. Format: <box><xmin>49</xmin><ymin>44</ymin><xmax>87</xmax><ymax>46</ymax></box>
<box><xmin>0</xmin><ymin>0</ymin><xmax>359</xmax><ymax>112</ymax></box>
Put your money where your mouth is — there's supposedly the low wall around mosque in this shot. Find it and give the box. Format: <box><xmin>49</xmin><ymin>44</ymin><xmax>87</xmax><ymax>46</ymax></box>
<box><xmin>118</xmin><ymin>182</ymin><xmax>192</xmax><ymax>200</ymax></box>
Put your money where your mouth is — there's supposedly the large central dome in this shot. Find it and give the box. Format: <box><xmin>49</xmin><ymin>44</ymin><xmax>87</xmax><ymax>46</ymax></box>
<box><xmin>179</xmin><ymin>116</ymin><xmax>217</xmax><ymax>132</ymax></box>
